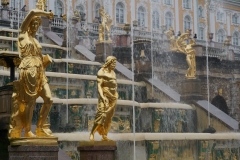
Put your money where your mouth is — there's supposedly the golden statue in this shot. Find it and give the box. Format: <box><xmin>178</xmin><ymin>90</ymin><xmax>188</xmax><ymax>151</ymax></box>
<box><xmin>165</xmin><ymin>27</ymin><xmax>178</xmax><ymax>51</ymax></box>
<box><xmin>98</xmin><ymin>6</ymin><xmax>112</xmax><ymax>43</ymax></box>
<box><xmin>175</xmin><ymin>30</ymin><xmax>196</xmax><ymax>79</ymax></box>
<box><xmin>89</xmin><ymin>56</ymin><xmax>118</xmax><ymax>141</ymax></box>
<box><xmin>8</xmin><ymin>0</ymin><xmax>55</xmax><ymax>139</ymax></box>
<box><xmin>184</xmin><ymin>39</ymin><xmax>196</xmax><ymax>79</ymax></box>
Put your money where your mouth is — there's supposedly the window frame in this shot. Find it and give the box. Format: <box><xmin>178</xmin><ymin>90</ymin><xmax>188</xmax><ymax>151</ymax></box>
<box><xmin>232</xmin><ymin>32</ymin><xmax>239</xmax><ymax>46</ymax></box>
<box><xmin>152</xmin><ymin>10</ymin><xmax>160</xmax><ymax>29</ymax></box>
<box><xmin>217</xmin><ymin>29</ymin><xmax>225</xmax><ymax>43</ymax></box>
<box><xmin>138</xmin><ymin>6</ymin><xmax>146</xmax><ymax>27</ymax></box>
<box><xmin>116</xmin><ymin>2</ymin><xmax>125</xmax><ymax>24</ymax></box>
<box><xmin>165</xmin><ymin>12</ymin><xmax>173</xmax><ymax>30</ymax></box>
<box><xmin>184</xmin><ymin>15</ymin><xmax>191</xmax><ymax>32</ymax></box>
<box><xmin>95</xmin><ymin>3</ymin><xmax>101</xmax><ymax>18</ymax></box>
<box><xmin>183</xmin><ymin>0</ymin><xmax>191</xmax><ymax>9</ymax></box>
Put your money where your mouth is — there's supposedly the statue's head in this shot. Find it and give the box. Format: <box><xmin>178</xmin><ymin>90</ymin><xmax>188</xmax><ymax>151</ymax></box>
<box><xmin>103</xmin><ymin>56</ymin><xmax>117</xmax><ymax>70</ymax></box>
<box><xmin>29</xmin><ymin>16</ymin><xmax>42</xmax><ymax>34</ymax></box>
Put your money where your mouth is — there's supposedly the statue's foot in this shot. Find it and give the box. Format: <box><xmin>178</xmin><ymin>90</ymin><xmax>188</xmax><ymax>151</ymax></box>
<box><xmin>9</xmin><ymin>129</ymin><xmax>21</xmax><ymax>138</ymax></box>
<box><xmin>36</xmin><ymin>128</ymin><xmax>54</xmax><ymax>137</ymax></box>
<box><xmin>102</xmin><ymin>135</ymin><xmax>112</xmax><ymax>141</ymax></box>
<box><xmin>24</xmin><ymin>131</ymin><xmax>36</xmax><ymax>137</ymax></box>
<box><xmin>43</xmin><ymin>124</ymin><xmax>52</xmax><ymax>134</ymax></box>
<box><xmin>89</xmin><ymin>133</ymin><xmax>94</xmax><ymax>141</ymax></box>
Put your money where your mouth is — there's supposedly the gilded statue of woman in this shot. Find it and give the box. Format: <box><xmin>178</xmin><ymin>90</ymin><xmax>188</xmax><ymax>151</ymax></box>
<box><xmin>184</xmin><ymin>39</ymin><xmax>196</xmax><ymax>79</ymax></box>
<box><xmin>9</xmin><ymin>8</ymin><xmax>54</xmax><ymax>138</ymax></box>
<box><xmin>90</xmin><ymin>56</ymin><xmax>118</xmax><ymax>141</ymax></box>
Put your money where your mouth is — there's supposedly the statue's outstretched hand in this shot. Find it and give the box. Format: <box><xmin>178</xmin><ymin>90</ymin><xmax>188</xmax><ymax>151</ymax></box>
<box><xmin>48</xmin><ymin>11</ymin><xmax>54</xmax><ymax>20</ymax></box>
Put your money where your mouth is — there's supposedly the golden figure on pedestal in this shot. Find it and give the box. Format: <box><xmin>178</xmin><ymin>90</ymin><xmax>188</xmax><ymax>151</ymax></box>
<box><xmin>98</xmin><ymin>6</ymin><xmax>113</xmax><ymax>43</ymax></box>
<box><xmin>166</xmin><ymin>29</ymin><xmax>196</xmax><ymax>79</ymax></box>
<box><xmin>8</xmin><ymin>0</ymin><xmax>55</xmax><ymax>141</ymax></box>
<box><xmin>90</xmin><ymin>56</ymin><xmax>118</xmax><ymax>141</ymax></box>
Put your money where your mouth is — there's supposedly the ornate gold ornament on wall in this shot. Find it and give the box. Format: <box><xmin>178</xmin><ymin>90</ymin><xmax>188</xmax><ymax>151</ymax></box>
<box><xmin>166</xmin><ymin>29</ymin><xmax>196</xmax><ymax>79</ymax></box>
<box><xmin>0</xmin><ymin>58</ymin><xmax>7</xmax><ymax>67</ymax></box>
<box><xmin>98</xmin><ymin>6</ymin><xmax>113</xmax><ymax>43</ymax></box>
<box><xmin>89</xmin><ymin>56</ymin><xmax>118</xmax><ymax>141</ymax></box>
<box><xmin>8</xmin><ymin>0</ymin><xmax>57</xmax><ymax>145</ymax></box>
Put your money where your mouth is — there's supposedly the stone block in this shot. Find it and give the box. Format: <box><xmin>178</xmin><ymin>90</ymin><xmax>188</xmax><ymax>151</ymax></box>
<box><xmin>8</xmin><ymin>145</ymin><xmax>59</xmax><ymax>160</ymax></box>
<box><xmin>78</xmin><ymin>141</ymin><xmax>117</xmax><ymax>160</ymax></box>
<box><xmin>95</xmin><ymin>42</ymin><xmax>113</xmax><ymax>62</ymax></box>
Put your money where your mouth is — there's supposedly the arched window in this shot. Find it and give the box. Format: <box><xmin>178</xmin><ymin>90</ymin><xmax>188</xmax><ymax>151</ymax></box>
<box><xmin>152</xmin><ymin>11</ymin><xmax>160</xmax><ymax>29</ymax></box>
<box><xmin>232</xmin><ymin>14</ymin><xmax>238</xmax><ymax>24</ymax></box>
<box><xmin>95</xmin><ymin>3</ymin><xmax>101</xmax><ymax>18</ymax></box>
<box><xmin>55</xmin><ymin>0</ymin><xmax>63</xmax><ymax>17</ymax></box>
<box><xmin>76</xmin><ymin>4</ymin><xmax>84</xmax><ymax>13</ymax></box>
<box><xmin>198</xmin><ymin>6</ymin><xmax>203</xmax><ymax>18</ymax></box>
<box><xmin>184</xmin><ymin>15</ymin><xmax>191</xmax><ymax>32</ymax></box>
<box><xmin>199</xmin><ymin>27</ymin><xmax>205</xmax><ymax>40</ymax></box>
<box><xmin>233</xmin><ymin>32</ymin><xmax>239</xmax><ymax>46</ymax></box>
<box><xmin>217</xmin><ymin>12</ymin><xmax>224</xmax><ymax>22</ymax></box>
<box><xmin>164</xmin><ymin>0</ymin><xmax>171</xmax><ymax>5</ymax></box>
<box><xmin>217</xmin><ymin>29</ymin><xmax>225</xmax><ymax>43</ymax></box>
<box><xmin>183</xmin><ymin>0</ymin><xmax>191</xmax><ymax>9</ymax></box>
<box><xmin>165</xmin><ymin>12</ymin><xmax>172</xmax><ymax>30</ymax></box>
<box><xmin>138</xmin><ymin>6</ymin><xmax>145</xmax><ymax>27</ymax></box>
<box><xmin>116</xmin><ymin>2</ymin><xmax>124</xmax><ymax>24</ymax></box>
<box><xmin>11</xmin><ymin>0</ymin><xmax>22</xmax><ymax>10</ymax></box>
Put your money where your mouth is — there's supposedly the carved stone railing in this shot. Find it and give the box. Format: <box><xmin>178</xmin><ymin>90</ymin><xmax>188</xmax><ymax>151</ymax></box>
<box><xmin>202</xmin><ymin>46</ymin><xmax>226</xmax><ymax>58</ymax></box>
<box><xmin>51</xmin><ymin>16</ymin><xmax>64</xmax><ymax>29</ymax></box>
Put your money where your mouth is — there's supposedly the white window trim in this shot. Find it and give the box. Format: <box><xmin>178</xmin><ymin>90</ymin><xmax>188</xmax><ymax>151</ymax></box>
<box><xmin>164</xmin><ymin>10</ymin><xmax>174</xmax><ymax>30</ymax></box>
<box><xmin>198</xmin><ymin>23</ymin><xmax>206</xmax><ymax>40</ymax></box>
<box><xmin>232</xmin><ymin>13</ymin><xmax>239</xmax><ymax>25</ymax></box>
<box><xmin>10</xmin><ymin>0</ymin><xmax>23</xmax><ymax>10</ymax></box>
<box><xmin>136</xmin><ymin>3</ymin><xmax>148</xmax><ymax>29</ymax></box>
<box><xmin>115</xmin><ymin>2</ymin><xmax>126</xmax><ymax>24</ymax></box>
<box><xmin>232</xmin><ymin>32</ymin><xmax>239</xmax><ymax>46</ymax></box>
<box><xmin>198</xmin><ymin>5</ymin><xmax>205</xmax><ymax>18</ymax></box>
<box><xmin>54</xmin><ymin>0</ymin><xmax>65</xmax><ymax>17</ymax></box>
<box><xmin>94</xmin><ymin>3</ymin><xmax>101</xmax><ymax>18</ymax></box>
<box><xmin>183</xmin><ymin>15</ymin><xmax>192</xmax><ymax>32</ymax></box>
<box><xmin>217</xmin><ymin>29</ymin><xmax>226</xmax><ymax>43</ymax></box>
<box><xmin>164</xmin><ymin>0</ymin><xmax>172</xmax><ymax>6</ymax></box>
<box><xmin>216</xmin><ymin>11</ymin><xmax>226</xmax><ymax>24</ymax></box>
<box><xmin>182</xmin><ymin>0</ymin><xmax>192</xmax><ymax>10</ymax></box>
<box><xmin>152</xmin><ymin>10</ymin><xmax>160</xmax><ymax>30</ymax></box>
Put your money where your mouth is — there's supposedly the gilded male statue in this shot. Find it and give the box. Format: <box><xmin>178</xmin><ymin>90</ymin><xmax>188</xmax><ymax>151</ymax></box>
<box><xmin>9</xmin><ymin>5</ymin><xmax>54</xmax><ymax>138</ymax></box>
<box><xmin>98</xmin><ymin>6</ymin><xmax>112</xmax><ymax>42</ymax></box>
<box><xmin>90</xmin><ymin>56</ymin><xmax>118</xmax><ymax>141</ymax></box>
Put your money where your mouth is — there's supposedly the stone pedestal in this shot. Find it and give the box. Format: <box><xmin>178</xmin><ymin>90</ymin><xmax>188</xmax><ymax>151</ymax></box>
<box><xmin>134</xmin><ymin>58</ymin><xmax>152</xmax><ymax>81</ymax></box>
<box><xmin>180</xmin><ymin>79</ymin><xmax>203</xmax><ymax>102</ymax></box>
<box><xmin>78</xmin><ymin>141</ymin><xmax>117</xmax><ymax>160</ymax></box>
<box><xmin>95</xmin><ymin>42</ymin><xmax>113</xmax><ymax>62</ymax></box>
<box><xmin>0</xmin><ymin>85</ymin><xmax>13</xmax><ymax>160</ymax></box>
<box><xmin>8</xmin><ymin>145</ymin><xmax>59</xmax><ymax>160</ymax></box>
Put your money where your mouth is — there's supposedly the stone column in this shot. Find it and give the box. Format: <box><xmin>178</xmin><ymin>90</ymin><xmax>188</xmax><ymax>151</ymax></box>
<box><xmin>175</xmin><ymin>0</ymin><xmax>179</xmax><ymax>33</ymax></box>
<box><xmin>209</xmin><ymin>8</ymin><xmax>215</xmax><ymax>41</ymax></box>
<box><xmin>193</xmin><ymin>0</ymin><xmax>198</xmax><ymax>35</ymax></box>
<box><xmin>87</xmin><ymin>0</ymin><xmax>93</xmax><ymax>23</ymax></box>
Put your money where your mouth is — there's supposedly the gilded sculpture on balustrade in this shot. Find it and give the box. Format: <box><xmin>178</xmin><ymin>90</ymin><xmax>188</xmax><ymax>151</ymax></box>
<box><xmin>90</xmin><ymin>56</ymin><xmax>118</xmax><ymax>141</ymax></box>
<box><xmin>98</xmin><ymin>6</ymin><xmax>113</xmax><ymax>43</ymax></box>
<box><xmin>8</xmin><ymin>0</ymin><xmax>56</xmax><ymax>142</ymax></box>
<box><xmin>166</xmin><ymin>29</ymin><xmax>196</xmax><ymax>79</ymax></box>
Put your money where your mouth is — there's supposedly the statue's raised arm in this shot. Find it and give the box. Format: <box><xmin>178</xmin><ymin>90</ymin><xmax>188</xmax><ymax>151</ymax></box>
<box><xmin>20</xmin><ymin>9</ymin><xmax>53</xmax><ymax>33</ymax></box>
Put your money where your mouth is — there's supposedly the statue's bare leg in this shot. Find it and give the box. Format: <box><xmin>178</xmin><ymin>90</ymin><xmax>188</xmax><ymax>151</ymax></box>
<box><xmin>89</xmin><ymin>123</ymin><xmax>100</xmax><ymax>141</ymax></box>
<box><xmin>36</xmin><ymin>83</ymin><xmax>53</xmax><ymax>137</ymax></box>
<box><xmin>23</xmin><ymin>100</ymin><xmax>36</xmax><ymax>137</ymax></box>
